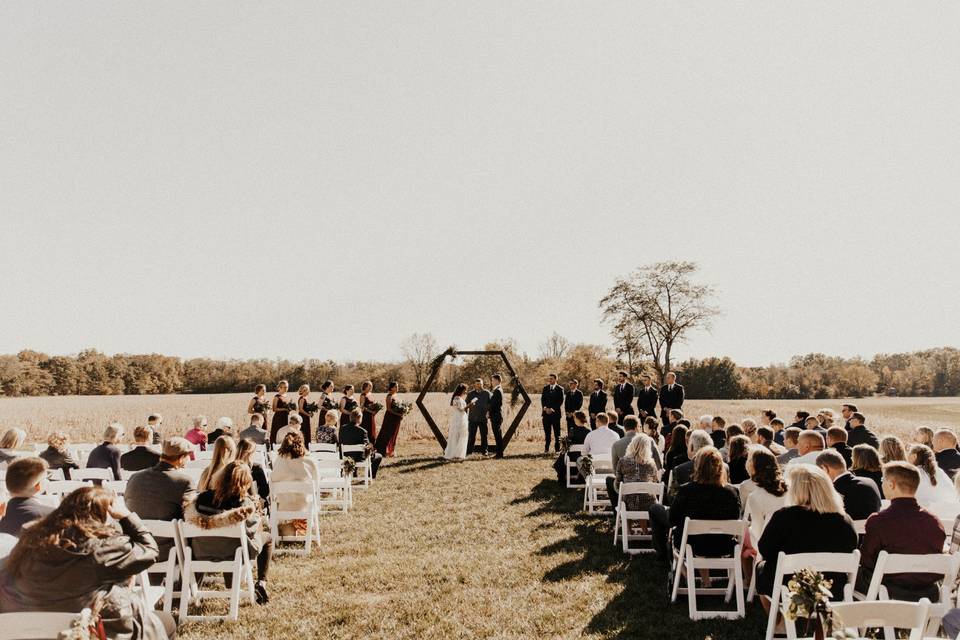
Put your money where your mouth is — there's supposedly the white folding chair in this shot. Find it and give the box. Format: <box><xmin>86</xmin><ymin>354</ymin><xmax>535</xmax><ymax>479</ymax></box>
<box><xmin>194</xmin><ymin>449</ymin><xmax>215</xmax><ymax>461</ymax></box>
<box><xmin>581</xmin><ymin>459</ymin><xmax>614</xmax><ymax>514</ymax></box>
<box><xmin>670</xmin><ymin>518</ymin><xmax>747</xmax><ymax>620</ymax></box>
<box><xmin>785</xmin><ymin>599</ymin><xmax>931</xmax><ymax>640</ymax></box>
<box><xmin>43</xmin><ymin>480</ymin><xmax>92</xmax><ymax>498</ymax></box>
<box><xmin>134</xmin><ymin>569</ymin><xmax>166</xmax><ymax>612</ymax></box>
<box><xmin>179</xmin><ymin>468</ymin><xmax>205</xmax><ymax>485</ymax></box>
<box><xmin>766</xmin><ymin>550</ymin><xmax>861</xmax><ymax>640</ymax></box>
<box><xmin>104</xmin><ymin>480</ymin><xmax>127</xmax><ymax>495</ymax></box>
<box><xmin>565</xmin><ymin>445</ymin><xmax>585</xmax><ymax>489</ymax></box>
<box><xmin>0</xmin><ymin>608</ymin><xmax>93</xmax><ymax>640</ymax></box>
<box><xmin>613</xmin><ymin>481</ymin><xmax>663</xmax><ymax>554</ymax></box>
<box><xmin>851</xmin><ymin>519</ymin><xmax>868</xmax><ymax>535</ymax></box>
<box><xmin>269</xmin><ymin>481</ymin><xmax>321</xmax><ymax>555</ymax></box>
<box><xmin>309</xmin><ymin>443</ymin><xmax>338</xmax><ymax>454</ymax></box>
<box><xmin>184</xmin><ymin>459</ymin><xmax>210</xmax><ymax>469</ymax></box>
<box><xmin>309</xmin><ymin>451</ymin><xmax>341</xmax><ymax>464</ymax></box>
<box><xmin>119</xmin><ymin>468</ymin><xmax>138</xmax><ymax>480</ymax></box>
<box><xmin>141</xmin><ymin>519</ymin><xmax>185</xmax><ymax>616</ymax></box>
<box><xmin>45</xmin><ymin>468</ymin><xmax>65</xmax><ymax>481</ymax></box>
<box><xmin>178</xmin><ymin>520</ymin><xmax>256</xmax><ymax>622</ymax></box>
<box><xmin>70</xmin><ymin>467</ymin><xmax>114</xmax><ymax>482</ymax></box>
<box><xmin>341</xmin><ymin>445</ymin><xmax>372</xmax><ymax>488</ymax></box>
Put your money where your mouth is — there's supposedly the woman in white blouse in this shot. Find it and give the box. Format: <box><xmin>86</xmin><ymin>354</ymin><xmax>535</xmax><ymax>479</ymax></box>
<box><xmin>909</xmin><ymin>444</ymin><xmax>956</xmax><ymax>505</ymax></box>
<box><xmin>743</xmin><ymin>447</ymin><xmax>788</xmax><ymax>541</ymax></box>
<box><xmin>271</xmin><ymin>431</ymin><xmax>320</xmax><ymax>536</ymax></box>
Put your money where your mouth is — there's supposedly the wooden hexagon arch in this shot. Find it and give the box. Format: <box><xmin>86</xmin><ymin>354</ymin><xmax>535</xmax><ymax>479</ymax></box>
<box><xmin>415</xmin><ymin>349</ymin><xmax>532</xmax><ymax>454</ymax></box>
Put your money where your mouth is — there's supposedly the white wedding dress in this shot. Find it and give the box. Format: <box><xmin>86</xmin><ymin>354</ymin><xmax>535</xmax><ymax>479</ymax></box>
<box><xmin>444</xmin><ymin>396</ymin><xmax>469</xmax><ymax>460</ymax></box>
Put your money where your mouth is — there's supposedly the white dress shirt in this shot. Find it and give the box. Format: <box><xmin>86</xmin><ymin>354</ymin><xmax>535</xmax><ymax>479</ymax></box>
<box><xmin>583</xmin><ymin>426</ymin><xmax>620</xmax><ymax>457</ymax></box>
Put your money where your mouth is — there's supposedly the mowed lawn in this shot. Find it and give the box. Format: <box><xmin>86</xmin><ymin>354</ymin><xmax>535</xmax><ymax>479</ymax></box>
<box><xmin>178</xmin><ymin>440</ymin><xmax>766</xmax><ymax>640</ymax></box>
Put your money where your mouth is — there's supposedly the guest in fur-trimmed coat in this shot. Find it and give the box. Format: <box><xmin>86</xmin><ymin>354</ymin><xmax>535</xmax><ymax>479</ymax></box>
<box><xmin>183</xmin><ymin>461</ymin><xmax>273</xmax><ymax>605</ymax></box>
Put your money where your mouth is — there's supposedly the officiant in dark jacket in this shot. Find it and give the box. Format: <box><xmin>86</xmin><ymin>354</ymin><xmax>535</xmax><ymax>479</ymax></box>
<box><xmin>588</xmin><ymin>379</ymin><xmax>608</xmax><ymax>429</ymax></box>
<box><xmin>612</xmin><ymin>371</ymin><xmax>635</xmax><ymax>422</ymax></box>
<box><xmin>636</xmin><ymin>374</ymin><xmax>659</xmax><ymax>420</ymax></box>
<box><xmin>564</xmin><ymin>380</ymin><xmax>584</xmax><ymax>434</ymax></box>
<box><xmin>659</xmin><ymin>372</ymin><xmax>685</xmax><ymax>429</ymax></box>
<box><xmin>467</xmin><ymin>379</ymin><xmax>492</xmax><ymax>456</ymax></box>
<box><xmin>541</xmin><ymin>374</ymin><xmax>564</xmax><ymax>453</ymax></box>
<box><xmin>488</xmin><ymin>374</ymin><xmax>506</xmax><ymax>458</ymax></box>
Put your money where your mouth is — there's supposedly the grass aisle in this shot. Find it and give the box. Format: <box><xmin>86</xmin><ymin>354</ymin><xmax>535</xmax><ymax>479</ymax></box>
<box><xmin>179</xmin><ymin>442</ymin><xmax>765</xmax><ymax>639</ymax></box>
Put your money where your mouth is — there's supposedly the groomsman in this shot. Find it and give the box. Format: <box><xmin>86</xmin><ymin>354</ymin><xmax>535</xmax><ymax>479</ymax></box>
<box><xmin>488</xmin><ymin>374</ymin><xmax>505</xmax><ymax>458</ymax></box>
<box><xmin>541</xmin><ymin>374</ymin><xmax>564</xmax><ymax>453</ymax></box>
<box><xmin>612</xmin><ymin>371</ymin><xmax>635</xmax><ymax>423</ymax></box>
<box><xmin>659</xmin><ymin>372</ymin><xmax>685</xmax><ymax>429</ymax></box>
<box><xmin>636</xmin><ymin>374</ymin><xmax>658</xmax><ymax>420</ymax></box>
<box><xmin>466</xmin><ymin>378</ymin><xmax>492</xmax><ymax>456</ymax></box>
<box><xmin>564</xmin><ymin>379</ymin><xmax>584</xmax><ymax>434</ymax></box>
<box><xmin>588</xmin><ymin>379</ymin><xmax>608</xmax><ymax>429</ymax></box>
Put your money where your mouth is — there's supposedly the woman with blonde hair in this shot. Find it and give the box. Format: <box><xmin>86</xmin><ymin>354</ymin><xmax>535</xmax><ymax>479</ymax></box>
<box><xmin>38</xmin><ymin>431</ymin><xmax>80</xmax><ymax>476</ymax></box>
<box><xmin>879</xmin><ymin>435</ymin><xmax>907</xmax><ymax>464</ymax></box>
<box><xmin>0</xmin><ymin>428</ymin><xmax>27</xmax><ymax>464</ymax></box>
<box><xmin>755</xmin><ymin>464</ymin><xmax>857</xmax><ymax>608</ymax></box>
<box><xmin>908</xmin><ymin>444</ymin><xmax>955</xmax><ymax>505</ymax></box>
<box><xmin>613</xmin><ymin>434</ymin><xmax>660</xmax><ymax>514</ymax></box>
<box><xmin>198</xmin><ymin>435</ymin><xmax>237</xmax><ymax>492</ymax></box>
<box><xmin>247</xmin><ymin>383</ymin><xmax>269</xmax><ymax>427</ymax></box>
<box><xmin>296</xmin><ymin>383</ymin><xmax>315</xmax><ymax>445</ymax></box>
<box><xmin>914</xmin><ymin>426</ymin><xmax>935</xmax><ymax>448</ymax></box>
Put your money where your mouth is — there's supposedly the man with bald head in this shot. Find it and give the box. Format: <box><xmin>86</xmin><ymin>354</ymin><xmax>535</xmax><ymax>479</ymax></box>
<box><xmin>933</xmin><ymin>429</ymin><xmax>960</xmax><ymax>479</ymax></box>
<box><xmin>787</xmin><ymin>431</ymin><xmax>825</xmax><ymax>466</ymax></box>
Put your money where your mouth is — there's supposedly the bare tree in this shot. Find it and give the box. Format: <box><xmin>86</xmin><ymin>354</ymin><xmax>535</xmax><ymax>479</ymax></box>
<box><xmin>599</xmin><ymin>261</ymin><xmax>718</xmax><ymax>382</ymax></box>
<box><xmin>400</xmin><ymin>332</ymin><xmax>438</xmax><ymax>391</ymax></box>
<box><xmin>611</xmin><ymin>321</ymin><xmax>648</xmax><ymax>375</ymax></box>
<box><xmin>538</xmin><ymin>332</ymin><xmax>571</xmax><ymax>360</ymax></box>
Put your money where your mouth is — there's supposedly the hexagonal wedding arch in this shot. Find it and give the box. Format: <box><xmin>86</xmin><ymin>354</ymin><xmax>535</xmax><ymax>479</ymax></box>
<box><xmin>415</xmin><ymin>348</ymin><xmax>532</xmax><ymax>454</ymax></box>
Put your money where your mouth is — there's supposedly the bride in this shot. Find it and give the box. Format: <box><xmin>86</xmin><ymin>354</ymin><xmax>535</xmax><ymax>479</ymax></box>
<box><xmin>444</xmin><ymin>383</ymin><xmax>475</xmax><ymax>461</ymax></box>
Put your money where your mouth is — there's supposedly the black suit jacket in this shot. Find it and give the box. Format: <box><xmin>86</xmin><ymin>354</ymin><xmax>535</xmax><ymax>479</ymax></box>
<box><xmin>120</xmin><ymin>446</ymin><xmax>161</xmax><ymax>472</ymax></box>
<box><xmin>659</xmin><ymin>384</ymin><xmax>685</xmax><ymax>412</ymax></box>
<box><xmin>564</xmin><ymin>389</ymin><xmax>583</xmax><ymax>413</ymax></box>
<box><xmin>936</xmin><ymin>449</ymin><xmax>960</xmax><ymax>479</ymax></box>
<box><xmin>847</xmin><ymin>426</ymin><xmax>879</xmax><ymax>449</ymax></box>
<box><xmin>339</xmin><ymin>423</ymin><xmax>371</xmax><ymax>461</ymax></box>
<box><xmin>831</xmin><ymin>443</ymin><xmax>853</xmax><ymax>469</ymax></box>
<box><xmin>637</xmin><ymin>386</ymin><xmax>658</xmax><ymax>417</ymax></box>
<box><xmin>489</xmin><ymin>387</ymin><xmax>504</xmax><ymax>419</ymax></box>
<box><xmin>833</xmin><ymin>472</ymin><xmax>881</xmax><ymax>521</ymax></box>
<box><xmin>588</xmin><ymin>390</ymin><xmax>608</xmax><ymax>415</ymax></box>
<box><xmin>541</xmin><ymin>385</ymin><xmax>564</xmax><ymax>415</ymax></box>
<box><xmin>612</xmin><ymin>383</ymin><xmax>635</xmax><ymax>414</ymax></box>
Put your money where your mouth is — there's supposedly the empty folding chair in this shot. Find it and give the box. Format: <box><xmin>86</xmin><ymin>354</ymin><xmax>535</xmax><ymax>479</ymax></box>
<box><xmin>269</xmin><ymin>481</ymin><xmax>321</xmax><ymax>555</ymax></box>
<box><xmin>140</xmin><ymin>519</ymin><xmax>185</xmax><ymax>616</ymax></box>
<box><xmin>309</xmin><ymin>443</ymin><xmax>338</xmax><ymax>454</ymax></box>
<box><xmin>670</xmin><ymin>517</ymin><xmax>748</xmax><ymax>620</ymax></box>
<box><xmin>785</xmin><ymin>599</ymin><xmax>931</xmax><ymax>640</ymax></box>
<box><xmin>177</xmin><ymin>520</ymin><xmax>256</xmax><ymax>622</ymax></box>
<box><xmin>613</xmin><ymin>481</ymin><xmax>663</xmax><ymax>554</ymax></box>
<box><xmin>70</xmin><ymin>468</ymin><xmax>114</xmax><ymax>482</ymax></box>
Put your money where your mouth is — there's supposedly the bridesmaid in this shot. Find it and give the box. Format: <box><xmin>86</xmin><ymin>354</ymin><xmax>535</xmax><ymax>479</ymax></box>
<box><xmin>359</xmin><ymin>380</ymin><xmax>379</xmax><ymax>443</ymax></box>
<box><xmin>247</xmin><ymin>384</ymin><xmax>269</xmax><ymax>427</ymax></box>
<box><xmin>270</xmin><ymin>380</ymin><xmax>292</xmax><ymax>443</ymax></box>
<box><xmin>339</xmin><ymin>385</ymin><xmax>358</xmax><ymax>427</ymax></box>
<box><xmin>375</xmin><ymin>381</ymin><xmax>402</xmax><ymax>457</ymax></box>
<box><xmin>297</xmin><ymin>384</ymin><xmax>315</xmax><ymax>445</ymax></box>
<box><xmin>317</xmin><ymin>380</ymin><xmax>336</xmax><ymax>426</ymax></box>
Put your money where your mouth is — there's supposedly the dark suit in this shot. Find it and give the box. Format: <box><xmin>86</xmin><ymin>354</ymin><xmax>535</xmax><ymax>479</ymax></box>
<box><xmin>0</xmin><ymin>496</ymin><xmax>54</xmax><ymax>537</ymax></box>
<box><xmin>636</xmin><ymin>385</ymin><xmax>658</xmax><ymax>419</ymax></box>
<box><xmin>612</xmin><ymin>382</ymin><xmax>635</xmax><ymax>419</ymax></box>
<box><xmin>120</xmin><ymin>445</ymin><xmax>161</xmax><ymax>472</ymax></box>
<box><xmin>564</xmin><ymin>389</ymin><xmax>584</xmax><ymax>433</ymax></box>
<box><xmin>936</xmin><ymin>449</ymin><xmax>960</xmax><ymax>479</ymax></box>
<box><xmin>659</xmin><ymin>383</ymin><xmax>685</xmax><ymax>428</ymax></box>
<box><xmin>833</xmin><ymin>472</ymin><xmax>881</xmax><ymax>521</ymax></box>
<box><xmin>831</xmin><ymin>443</ymin><xmax>853</xmax><ymax>469</ymax></box>
<box><xmin>339</xmin><ymin>423</ymin><xmax>382</xmax><ymax>478</ymax></box>
<box><xmin>587</xmin><ymin>390</ymin><xmax>608</xmax><ymax>428</ymax></box>
<box><xmin>466</xmin><ymin>388</ymin><xmax>492</xmax><ymax>455</ymax></box>
<box><xmin>847</xmin><ymin>426</ymin><xmax>880</xmax><ymax>450</ymax></box>
<box><xmin>488</xmin><ymin>386</ymin><xmax>505</xmax><ymax>457</ymax></box>
<box><xmin>541</xmin><ymin>384</ymin><xmax>564</xmax><ymax>451</ymax></box>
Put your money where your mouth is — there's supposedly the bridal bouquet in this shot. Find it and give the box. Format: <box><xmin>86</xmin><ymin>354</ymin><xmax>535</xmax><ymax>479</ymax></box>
<box><xmin>392</xmin><ymin>400</ymin><xmax>414</xmax><ymax>416</ymax></box>
<box><xmin>366</xmin><ymin>401</ymin><xmax>384</xmax><ymax>415</ymax></box>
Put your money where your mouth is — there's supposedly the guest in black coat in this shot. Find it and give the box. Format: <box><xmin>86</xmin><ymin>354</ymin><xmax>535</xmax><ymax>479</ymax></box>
<box><xmin>86</xmin><ymin>423</ymin><xmax>125</xmax><ymax>481</ymax></box>
<box><xmin>563</xmin><ymin>380</ymin><xmax>584</xmax><ymax>434</ymax></box>
<box><xmin>120</xmin><ymin>426</ymin><xmax>161</xmax><ymax>473</ymax></box>
<box><xmin>816</xmin><ymin>450</ymin><xmax>880</xmax><ymax>521</ymax></box>
<box><xmin>826</xmin><ymin>427</ymin><xmax>853</xmax><ymax>469</ymax></box>
<box><xmin>846</xmin><ymin>413</ymin><xmax>879</xmax><ymax>449</ymax></box>
<box><xmin>488</xmin><ymin>374</ymin><xmax>506</xmax><ymax>458</ymax></box>
<box><xmin>587</xmin><ymin>379</ymin><xmax>608</xmax><ymax>429</ymax></box>
<box><xmin>38</xmin><ymin>431</ymin><xmax>80</xmax><ymax>478</ymax></box>
<box><xmin>0</xmin><ymin>458</ymin><xmax>55</xmax><ymax>537</ymax></box>
<box><xmin>540</xmin><ymin>374</ymin><xmax>565</xmax><ymax>453</ymax></box>
<box><xmin>636</xmin><ymin>374</ymin><xmax>659</xmax><ymax>420</ymax></box>
<box><xmin>755</xmin><ymin>463</ymin><xmax>858</xmax><ymax>602</ymax></box>
<box><xmin>611</xmin><ymin>371</ymin><xmax>635</xmax><ymax>421</ymax></box>
<box><xmin>658</xmin><ymin>372</ymin><xmax>684</xmax><ymax>430</ymax></box>
<box><xmin>726</xmin><ymin>435</ymin><xmax>751</xmax><ymax>485</ymax></box>
<box><xmin>553</xmin><ymin>411</ymin><xmax>591</xmax><ymax>483</ymax></box>
<box><xmin>851</xmin><ymin>444</ymin><xmax>884</xmax><ymax>497</ymax></box>
<box><xmin>339</xmin><ymin>409</ymin><xmax>382</xmax><ymax>478</ymax></box>
<box><xmin>933</xmin><ymin>429</ymin><xmax>960</xmax><ymax>479</ymax></box>
<box><xmin>605</xmin><ymin>411</ymin><xmax>625</xmax><ymax>437</ymax></box>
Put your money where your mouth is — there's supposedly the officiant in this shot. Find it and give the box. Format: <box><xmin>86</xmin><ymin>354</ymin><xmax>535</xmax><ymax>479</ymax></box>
<box><xmin>466</xmin><ymin>378</ymin><xmax>492</xmax><ymax>456</ymax></box>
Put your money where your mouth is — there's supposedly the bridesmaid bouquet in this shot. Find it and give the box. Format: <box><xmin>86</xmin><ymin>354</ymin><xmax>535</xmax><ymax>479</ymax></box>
<box><xmin>392</xmin><ymin>400</ymin><xmax>414</xmax><ymax>416</ymax></box>
<box><xmin>253</xmin><ymin>399</ymin><xmax>269</xmax><ymax>414</ymax></box>
<box><xmin>343</xmin><ymin>399</ymin><xmax>359</xmax><ymax>413</ymax></box>
<box><xmin>576</xmin><ymin>455</ymin><xmax>594</xmax><ymax>477</ymax></box>
<box><xmin>559</xmin><ymin>435</ymin><xmax>572</xmax><ymax>455</ymax></box>
<box><xmin>367</xmin><ymin>401</ymin><xmax>384</xmax><ymax>415</ymax></box>
<box><xmin>784</xmin><ymin>569</ymin><xmax>854</xmax><ymax>639</ymax></box>
<box><xmin>280</xmin><ymin>398</ymin><xmax>297</xmax><ymax>411</ymax></box>
<box><xmin>321</xmin><ymin>397</ymin><xmax>336</xmax><ymax>410</ymax></box>
<box><xmin>302</xmin><ymin>401</ymin><xmax>320</xmax><ymax>413</ymax></box>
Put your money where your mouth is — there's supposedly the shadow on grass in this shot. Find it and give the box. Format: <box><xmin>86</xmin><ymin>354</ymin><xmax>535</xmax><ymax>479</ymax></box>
<box><xmin>391</xmin><ymin>451</ymin><xmax>553</xmax><ymax>475</ymax></box>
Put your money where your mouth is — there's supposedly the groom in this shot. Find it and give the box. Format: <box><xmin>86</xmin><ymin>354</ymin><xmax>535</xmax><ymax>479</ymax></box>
<box><xmin>488</xmin><ymin>374</ymin><xmax>505</xmax><ymax>458</ymax></box>
<box><xmin>466</xmin><ymin>378</ymin><xmax>492</xmax><ymax>456</ymax></box>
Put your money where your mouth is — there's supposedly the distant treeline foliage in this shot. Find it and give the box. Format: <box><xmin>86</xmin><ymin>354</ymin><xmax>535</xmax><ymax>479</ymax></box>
<box><xmin>1</xmin><ymin>345</ymin><xmax>959</xmax><ymax>400</ymax></box>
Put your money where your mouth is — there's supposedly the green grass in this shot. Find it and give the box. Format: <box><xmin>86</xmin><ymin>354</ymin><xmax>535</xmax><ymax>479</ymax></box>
<box><xmin>178</xmin><ymin>441</ymin><xmax>766</xmax><ymax>640</ymax></box>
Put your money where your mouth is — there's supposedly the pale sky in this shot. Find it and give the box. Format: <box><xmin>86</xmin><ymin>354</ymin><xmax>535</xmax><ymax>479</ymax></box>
<box><xmin>2</xmin><ymin>2</ymin><xmax>958</xmax><ymax>366</ymax></box>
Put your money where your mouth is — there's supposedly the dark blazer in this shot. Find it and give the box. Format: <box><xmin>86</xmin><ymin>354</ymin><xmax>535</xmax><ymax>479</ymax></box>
<box><xmin>668</xmin><ymin>483</ymin><xmax>741</xmax><ymax>557</ymax></box>
<box><xmin>847</xmin><ymin>426</ymin><xmax>879</xmax><ymax>449</ymax></box>
<box><xmin>339</xmin><ymin>423</ymin><xmax>371</xmax><ymax>459</ymax></box>
<box><xmin>659</xmin><ymin>384</ymin><xmax>685</xmax><ymax>412</ymax></box>
<box><xmin>541</xmin><ymin>385</ymin><xmax>564</xmax><ymax>414</ymax></box>
<box><xmin>564</xmin><ymin>389</ymin><xmax>584</xmax><ymax>414</ymax></box>
<box><xmin>637</xmin><ymin>385</ymin><xmax>659</xmax><ymax>417</ymax></box>
<box><xmin>38</xmin><ymin>446</ymin><xmax>80</xmax><ymax>475</ymax></box>
<box><xmin>466</xmin><ymin>389</ymin><xmax>491</xmax><ymax>423</ymax></box>
<box><xmin>831</xmin><ymin>443</ymin><xmax>853</xmax><ymax>469</ymax></box>
<box><xmin>612</xmin><ymin>382</ymin><xmax>635</xmax><ymax>415</ymax></box>
<box><xmin>588</xmin><ymin>390</ymin><xmax>608</xmax><ymax>415</ymax></box>
<box><xmin>608</xmin><ymin>424</ymin><xmax>625</xmax><ymax>437</ymax></box>
<box><xmin>489</xmin><ymin>387</ymin><xmax>504</xmax><ymax>419</ymax></box>
<box><xmin>853</xmin><ymin>469</ymin><xmax>884</xmax><ymax>497</ymax></box>
<box><xmin>833</xmin><ymin>472</ymin><xmax>881</xmax><ymax>521</ymax></box>
<box><xmin>86</xmin><ymin>442</ymin><xmax>122</xmax><ymax>480</ymax></box>
<box><xmin>936</xmin><ymin>449</ymin><xmax>960</xmax><ymax>479</ymax></box>
<box><xmin>0</xmin><ymin>496</ymin><xmax>54</xmax><ymax>537</ymax></box>
<box><xmin>120</xmin><ymin>446</ymin><xmax>160</xmax><ymax>472</ymax></box>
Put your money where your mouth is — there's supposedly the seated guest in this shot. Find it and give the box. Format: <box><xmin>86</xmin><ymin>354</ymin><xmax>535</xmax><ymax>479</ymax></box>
<box><xmin>857</xmin><ymin>462</ymin><xmax>946</xmax><ymax>601</ymax></box>
<box><xmin>0</xmin><ymin>429</ymin><xmax>26</xmax><ymax>464</ymax></box>
<box><xmin>642</xmin><ymin>417</ymin><xmax>664</xmax><ymax>469</ymax></box>
<box><xmin>770</xmin><ymin>417</ymin><xmax>786</xmax><ymax>446</ymax></box>
<box><xmin>583</xmin><ymin>413</ymin><xmax>620</xmax><ymax>458</ymax></box>
<box><xmin>718</xmin><ymin>424</ymin><xmax>744</xmax><ymax>462</ymax></box>
<box><xmin>663</xmin><ymin>425</ymin><xmax>689</xmax><ymax>476</ymax></box>
<box><xmin>741</xmin><ymin>419</ymin><xmax>759</xmax><ymax>444</ymax></box>
<box><xmin>607</xmin><ymin>433</ymin><xmax>659</xmax><ymax>516</ymax></box>
<box><xmin>0</xmin><ymin>458</ymin><xmax>54</xmax><ymax>537</ymax></box>
<box><xmin>235</xmin><ymin>438</ymin><xmax>269</xmax><ymax>505</ymax></box>
<box><xmin>850</xmin><ymin>444</ymin><xmax>883</xmax><ymax>496</ymax></box>
<box><xmin>611</xmin><ymin>416</ymin><xmax>640</xmax><ymax>473</ymax></box>
<box><xmin>86</xmin><ymin>422</ymin><xmax>125</xmax><ymax>480</ymax></box>
<box><xmin>553</xmin><ymin>411</ymin><xmax>590</xmax><ymax>483</ymax></box>
<box><xmin>239</xmin><ymin>413</ymin><xmax>270</xmax><ymax>447</ymax></box>
<box><xmin>315</xmin><ymin>411</ymin><xmax>340</xmax><ymax>445</ymax></box>
<box><xmin>805</xmin><ymin>415</ymin><xmax>824</xmax><ymax>435</ymax></box>
<box><xmin>147</xmin><ymin>413</ymin><xmax>163</xmax><ymax>444</ymax></box>
<box><xmin>121</xmin><ymin>425</ymin><xmax>161</xmax><ymax>472</ymax></box>
<box><xmin>605</xmin><ymin>411</ymin><xmax>625</xmax><ymax>438</ymax></box>
<box><xmin>38</xmin><ymin>431</ymin><xmax>80</xmax><ymax>477</ymax></box>
<box><xmin>0</xmin><ymin>486</ymin><xmax>174</xmax><ymax>639</ymax></box>
<box><xmin>909</xmin><ymin>444</ymin><xmax>956</xmax><ymax>505</ymax></box>
<box><xmin>727</xmin><ymin>435</ymin><xmax>751</xmax><ymax>485</ymax></box>
<box><xmin>274</xmin><ymin>414</ymin><xmax>304</xmax><ymax>445</ymax></box>
<box><xmin>776</xmin><ymin>428</ymin><xmax>802</xmax><ymax>465</ymax></box>
<box><xmin>198</xmin><ymin>435</ymin><xmax>237</xmax><ymax>492</ymax></box>
<box><xmin>126</xmin><ymin>437</ymin><xmax>197</xmax><ymax>562</ymax></box>
<box><xmin>847</xmin><ymin>412</ymin><xmax>879</xmax><ymax>449</ymax></box>
<box><xmin>879</xmin><ymin>435</ymin><xmax>907</xmax><ymax>464</ymax></box>
<box><xmin>816</xmin><ymin>450</ymin><xmax>881</xmax><ymax>520</ymax></box>
<box><xmin>787</xmin><ymin>431</ymin><xmax>825</xmax><ymax>466</ymax></box>
<box><xmin>826</xmin><ymin>427</ymin><xmax>853</xmax><ymax>468</ymax></box>
<box><xmin>207</xmin><ymin>416</ymin><xmax>235</xmax><ymax>444</ymax></box>
<box><xmin>914</xmin><ymin>426</ymin><xmax>934</xmax><ymax>448</ymax></box>
<box><xmin>788</xmin><ymin>410</ymin><xmax>810</xmax><ymax>432</ymax></box>
<box><xmin>755</xmin><ymin>464</ymin><xmax>858</xmax><ymax>609</ymax></box>
<box><xmin>270</xmin><ymin>432</ymin><xmax>319</xmax><ymax>536</ymax></box>
<box><xmin>340</xmin><ymin>409</ymin><xmax>382</xmax><ymax>478</ymax></box>
<box><xmin>184</xmin><ymin>415</ymin><xmax>209</xmax><ymax>452</ymax></box>
<box><xmin>650</xmin><ymin>447</ymin><xmax>741</xmax><ymax>561</ymax></box>
<box><xmin>667</xmin><ymin>429</ymin><xmax>714</xmax><ymax>500</ymax></box>
<box><xmin>817</xmin><ymin>408</ymin><xmax>835</xmax><ymax>431</ymax></box>
<box><xmin>709</xmin><ymin>416</ymin><xmax>727</xmax><ymax>449</ymax></box>
<box><xmin>662</xmin><ymin>409</ymin><xmax>684</xmax><ymax>447</ymax></box>
<box><xmin>185</xmin><ymin>462</ymin><xmax>272</xmax><ymax>605</ymax></box>
<box><xmin>743</xmin><ymin>447</ymin><xmax>787</xmax><ymax>542</ymax></box>
<box><xmin>933</xmin><ymin>429</ymin><xmax>960</xmax><ymax>479</ymax></box>
<box><xmin>756</xmin><ymin>426</ymin><xmax>786</xmax><ymax>456</ymax></box>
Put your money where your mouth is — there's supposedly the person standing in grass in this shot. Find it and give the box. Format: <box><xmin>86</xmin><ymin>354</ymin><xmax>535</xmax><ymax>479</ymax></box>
<box><xmin>375</xmin><ymin>381</ymin><xmax>404</xmax><ymax>458</ymax></box>
<box><xmin>270</xmin><ymin>380</ymin><xmax>293</xmax><ymax>443</ymax></box>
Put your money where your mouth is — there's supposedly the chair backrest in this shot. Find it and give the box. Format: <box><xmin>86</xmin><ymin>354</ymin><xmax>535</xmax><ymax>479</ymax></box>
<box><xmin>309</xmin><ymin>443</ymin><xmax>338</xmax><ymax>453</ymax></box>
<box><xmin>776</xmin><ymin>550</ymin><xmax>862</xmax><ymax>576</ymax></box>
<box><xmin>683</xmin><ymin>518</ymin><xmax>746</xmax><ymax>538</ymax></box>
<box><xmin>828</xmin><ymin>599</ymin><xmax>930</xmax><ymax>638</ymax></box>
<box><xmin>104</xmin><ymin>480</ymin><xmax>127</xmax><ymax>495</ymax></box>
<box><xmin>309</xmin><ymin>452</ymin><xmax>341</xmax><ymax>462</ymax></box>
<box><xmin>70</xmin><ymin>468</ymin><xmax>113</xmax><ymax>482</ymax></box>
<box><xmin>0</xmin><ymin>609</ymin><xmax>92</xmax><ymax>640</ymax></box>
<box><xmin>250</xmin><ymin>451</ymin><xmax>268</xmax><ymax>467</ymax></box>
<box><xmin>179</xmin><ymin>468</ymin><xmax>204</xmax><ymax>484</ymax></box>
<box><xmin>868</xmin><ymin>551</ymin><xmax>958</xmax><ymax>602</ymax></box>
<box><xmin>118</xmin><ymin>469</ymin><xmax>138</xmax><ymax>480</ymax></box>
<box><xmin>313</xmin><ymin>463</ymin><xmax>343</xmax><ymax>479</ymax></box>
<box><xmin>179</xmin><ymin>519</ymin><xmax>245</xmax><ymax>541</ymax></box>
<box><xmin>568</xmin><ymin>445</ymin><xmax>584</xmax><ymax>455</ymax></box>
<box><xmin>45</xmin><ymin>468</ymin><xmax>65</xmax><ymax>481</ymax></box>
<box><xmin>619</xmin><ymin>481</ymin><xmax>664</xmax><ymax>505</ymax></box>
<box><xmin>141</xmin><ymin>519</ymin><xmax>184</xmax><ymax>566</ymax></box>
<box><xmin>851</xmin><ymin>519</ymin><xmax>868</xmax><ymax>535</ymax></box>
<box><xmin>271</xmin><ymin>481</ymin><xmax>316</xmax><ymax>505</ymax></box>
<box><xmin>184</xmin><ymin>459</ymin><xmax>209</xmax><ymax>469</ymax></box>
<box><xmin>341</xmin><ymin>444</ymin><xmax>366</xmax><ymax>454</ymax></box>
<box><xmin>43</xmin><ymin>480</ymin><xmax>92</xmax><ymax>496</ymax></box>
<box><xmin>194</xmin><ymin>449</ymin><xmax>214</xmax><ymax>461</ymax></box>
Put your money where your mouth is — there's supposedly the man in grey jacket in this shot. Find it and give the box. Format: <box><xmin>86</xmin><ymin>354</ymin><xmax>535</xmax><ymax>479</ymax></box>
<box><xmin>606</xmin><ymin>415</ymin><xmax>640</xmax><ymax>507</ymax></box>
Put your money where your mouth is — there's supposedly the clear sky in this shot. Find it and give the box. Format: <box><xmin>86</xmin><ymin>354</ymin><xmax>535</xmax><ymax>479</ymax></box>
<box><xmin>1</xmin><ymin>2</ymin><xmax>958</xmax><ymax>366</ymax></box>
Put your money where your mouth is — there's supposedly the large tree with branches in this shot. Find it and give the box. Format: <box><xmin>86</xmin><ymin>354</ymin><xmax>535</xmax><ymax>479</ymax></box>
<box><xmin>599</xmin><ymin>261</ymin><xmax>719</xmax><ymax>382</ymax></box>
